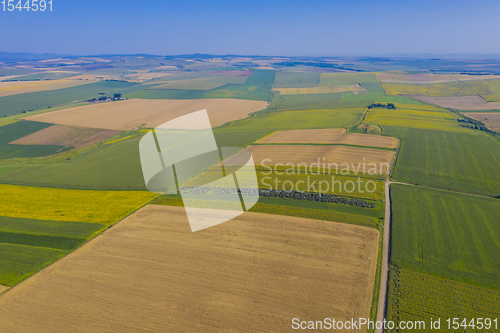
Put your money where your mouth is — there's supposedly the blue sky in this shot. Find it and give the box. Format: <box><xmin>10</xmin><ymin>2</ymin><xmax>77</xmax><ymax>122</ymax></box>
<box><xmin>1</xmin><ymin>0</ymin><xmax>499</xmax><ymax>56</ymax></box>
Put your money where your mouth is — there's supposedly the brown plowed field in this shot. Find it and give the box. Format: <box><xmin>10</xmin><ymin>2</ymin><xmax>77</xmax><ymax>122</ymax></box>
<box><xmin>0</xmin><ymin>205</ymin><xmax>379</xmax><ymax>333</ymax></box>
<box><xmin>246</xmin><ymin>145</ymin><xmax>394</xmax><ymax>174</ymax></box>
<box><xmin>10</xmin><ymin>125</ymin><xmax>121</xmax><ymax>148</ymax></box>
<box><xmin>257</xmin><ymin>128</ymin><xmax>398</xmax><ymax>148</ymax></box>
<box><xmin>25</xmin><ymin>98</ymin><xmax>268</xmax><ymax>130</ymax></box>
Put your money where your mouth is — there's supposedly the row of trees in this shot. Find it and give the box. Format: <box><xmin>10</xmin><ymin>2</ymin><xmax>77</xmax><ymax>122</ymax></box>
<box><xmin>259</xmin><ymin>189</ymin><xmax>376</xmax><ymax>208</ymax></box>
<box><xmin>368</xmin><ymin>103</ymin><xmax>396</xmax><ymax>110</ymax></box>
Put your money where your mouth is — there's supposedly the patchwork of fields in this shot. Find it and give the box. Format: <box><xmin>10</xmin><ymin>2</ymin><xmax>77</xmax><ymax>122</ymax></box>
<box><xmin>0</xmin><ymin>205</ymin><xmax>380</xmax><ymax>332</ymax></box>
<box><xmin>2</xmin><ymin>63</ymin><xmax>500</xmax><ymax>333</ymax></box>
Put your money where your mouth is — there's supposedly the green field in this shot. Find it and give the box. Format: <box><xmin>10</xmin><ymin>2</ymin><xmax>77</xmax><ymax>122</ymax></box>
<box><xmin>387</xmin><ymin>268</ymin><xmax>500</xmax><ymax>333</ymax></box>
<box><xmin>274</xmin><ymin>93</ymin><xmax>343</xmax><ymax>110</ymax></box>
<box><xmin>255</xmin><ymin>169</ymin><xmax>385</xmax><ymax>201</ymax></box>
<box><xmin>0</xmin><ymin>120</ymin><xmax>74</xmax><ymax>160</ymax></box>
<box><xmin>0</xmin><ymin>81</ymin><xmax>137</xmax><ymax>117</ymax></box>
<box><xmin>339</xmin><ymin>90</ymin><xmax>385</xmax><ymax>103</ymax></box>
<box><xmin>151</xmin><ymin>195</ymin><xmax>381</xmax><ymax>230</ymax></box>
<box><xmin>0</xmin><ymin>243</ymin><xmax>67</xmax><ymax>286</ymax></box>
<box><xmin>217</xmin><ymin>108</ymin><xmax>364</xmax><ymax>133</ymax></box>
<box><xmin>364</xmin><ymin>105</ymin><xmax>467</xmax><ymax>132</ymax></box>
<box><xmin>273</xmin><ymin>72</ymin><xmax>320</xmax><ymax>88</ymax></box>
<box><xmin>0</xmin><ymin>215</ymin><xmax>107</xmax><ymax>286</ymax></box>
<box><xmin>385</xmin><ymin>127</ymin><xmax>500</xmax><ymax>196</ymax></box>
<box><xmin>390</xmin><ymin>184</ymin><xmax>500</xmax><ymax>289</ymax></box>
<box><xmin>320</xmin><ymin>72</ymin><xmax>380</xmax><ymax>86</ymax></box>
<box><xmin>383</xmin><ymin>79</ymin><xmax>500</xmax><ymax>102</ymax></box>
<box><xmin>0</xmin><ymin>136</ymin><xmax>146</xmax><ymax>190</ymax></box>
<box><xmin>4</xmin><ymin>72</ymin><xmax>79</xmax><ymax>81</ymax></box>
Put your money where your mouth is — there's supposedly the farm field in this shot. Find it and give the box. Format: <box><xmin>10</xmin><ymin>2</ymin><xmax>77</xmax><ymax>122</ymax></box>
<box><xmin>10</xmin><ymin>124</ymin><xmax>121</xmax><ymax>148</ymax></box>
<box><xmin>378</xmin><ymin>72</ymin><xmax>500</xmax><ymax>83</ymax></box>
<box><xmin>255</xmin><ymin>169</ymin><xmax>385</xmax><ymax>200</ymax></box>
<box><xmin>0</xmin><ymin>81</ymin><xmax>137</xmax><ymax>117</ymax></box>
<box><xmin>147</xmin><ymin>76</ymin><xmax>246</xmax><ymax>90</ymax></box>
<box><xmin>274</xmin><ymin>84</ymin><xmax>365</xmax><ymax>95</ymax></box>
<box><xmin>0</xmin><ymin>216</ymin><xmax>105</xmax><ymax>286</ymax></box>
<box><xmin>390</xmin><ymin>184</ymin><xmax>500</xmax><ymax>290</ymax></box>
<box><xmin>25</xmin><ymin>98</ymin><xmax>268</xmax><ymax>130</ymax></box>
<box><xmin>464</xmin><ymin>112</ymin><xmax>500</xmax><ymax>132</ymax></box>
<box><xmin>0</xmin><ymin>79</ymin><xmax>90</xmax><ymax>97</ymax></box>
<box><xmin>0</xmin><ymin>120</ymin><xmax>74</xmax><ymax>159</ymax></box>
<box><xmin>363</xmin><ymin>105</ymin><xmax>466</xmax><ymax>132</ymax></box>
<box><xmin>0</xmin><ymin>184</ymin><xmax>155</xmax><ymax>223</ymax></box>
<box><xmin>385</xmin><ymin>126</ymin><xmax>500</xmax><ymax>196</ymax></box>
<box><xmin>274</xmin><ymin>92</ymin><xmax>343</xmax><ymax>110</ymax></box>
<box><xmin>0</xmin><ymin>205</ymin><xmax>380</xmax><ymax>332</ymax></box>
<box><xmin>0</xmin><ymin>135</ymin><xmax>150</xmax><ymax>190</ymax></box>
<box><xmin>382</xmin><ymin>79</ymin><xmax>500</xmax><ymax>102</ymax></box>
<box><xmin>0</xmin><ymin>71</ymin><xmax>79</xmax><ymax>81</ymax></box>
<box><xmin>273</xmin><ymin>71</ymin><xmax>320</xmax><ymax>88</ymax></box>
<box><xmin>386</xmin><ymin>268</ymin><xmax>500</xmax><ymax>333</ymax></box>
<box><xmin>414</xmin><ymin>95</ymin><xmax>500</xmax><ymax>110</ymax></box>
<box><xmin>257</xmin><ymin>128</ymin><xmax>398</xmax><ymax>148</ymax></box>
<box><xmin>243</xmin><ymin>145</ymin><xmax>395</xmax><ymax>174</ymax></box>
<box><xmin>216</xmin><ymin>108</ymin><xmax>365</xmax><ymax>133</ymax></box>
<box><xmin>320</xmin><ymin>72</ymin><xmax>381</xmax><ymax>87</ymax></box>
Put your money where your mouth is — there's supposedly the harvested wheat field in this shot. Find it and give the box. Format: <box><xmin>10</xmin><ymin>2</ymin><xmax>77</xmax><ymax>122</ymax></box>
<box><xmin>10</xmin><ymin>124</ymin><xmax>121</xmax><ymax>148</ymax></box>
<box><xmin>413</xmin><ymin>95</ymin><xmax>500</xmax><ymax>110</ymax></box>
<box><xmin>0</xmin><ymin>205</ymin><xmax>379</xmax><ymax>333</ymax></box>
<box><xmin>274</xmin><ymin>84</ymin><xmax>365</xmax><ymax>95</ymax></box>
<box><xmin>245</xmin><ymin>145</ymin><xmax>394</xmax><ymax>174</ymax></box>
<box><xmin>464</xmin><ymin>112</ymin><xmax>500</xmax><ymax>132</ymax></box>
<box><xmin>258</xmin><ymin>128</ymin><xmax>398</xmax><ymax>148</ymax></box>
<box><xmin>25</xmin><ymin>98</ymin><xmax>268</xmax><ymax>130</ymax></box>
<box><xmin>0</xmin><ymin>285</ymin><xmax>8</xmax><ymax>294</ymax></box>
<box><xmin>0</xmin><ymin>79</ymin><xmax>92</xmax><ymax>97</ymax></box>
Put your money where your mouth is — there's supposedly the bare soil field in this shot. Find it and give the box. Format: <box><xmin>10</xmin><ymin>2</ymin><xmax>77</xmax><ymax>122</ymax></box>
<box><xmin>10</xmin><ymin>124</ymin><xmax>121</xmax><ymax>148</ymax></box>
<box><xmin>0</xmin><ymin>79</ymin><xmax>92</xmax><ymax>97</ymax></box>
<box><xmin>274</xmin><ymin>84</ymin><xmax>365</xmax><ymax>95</ymax></box>
<box><xmin>463</xmin><ymin>112</ymin><xmax>500</xmax><ymax>132</ymax></box>
<box><xmin>413</xmin><ymin>95</ymin><xmax>500</xmax><ymax>110</ymax></box>
<box><xmin>0</xmin><ymin>205</ymin><xmax>379</xmax><ymax>333</ymax></box>
<box><xmin>378</xmin><ymin>72</ymin><xmax>500</xmax><ymax>84</ymax></box>
<box><xmin>25</xmin><ymin>99</ymin><xmax>268</xmax><ymax>130</ymax></box>
<box><xmin>257</xmin><ymin>128</ymin><xmax>398</xmax><ymax>148</ymax></box>
<box><xmin>245</xmin><ymin>145</ymin><xmax>395</xmax><ymax>174</ymax></box>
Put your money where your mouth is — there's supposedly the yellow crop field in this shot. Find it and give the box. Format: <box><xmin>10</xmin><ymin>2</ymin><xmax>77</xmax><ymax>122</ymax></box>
<box><xmin>0</xmin><ymin>184</ymin><xmax>156</xmax><ymax>223</ymax></box>
<box><xmin>274</xmin><ymin>84</ymin><xmax>365</xmax><ymax>95</ymax></box>
<box><xmin>382</xmin><ymin>80</ymin><xmax>500</xmax><ymax>102</ymax></box>
<box><xmin>363</xmin><ymin>106</ymin><xmax>471</xmax><ymax>133</ymax></box>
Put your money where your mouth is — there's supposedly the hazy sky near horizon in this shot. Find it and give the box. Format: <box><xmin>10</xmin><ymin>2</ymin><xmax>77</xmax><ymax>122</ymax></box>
<box><xmin>1</xmin><ymin>0</ymin><xmax>499</xmax><ymax>56</ymax></box>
